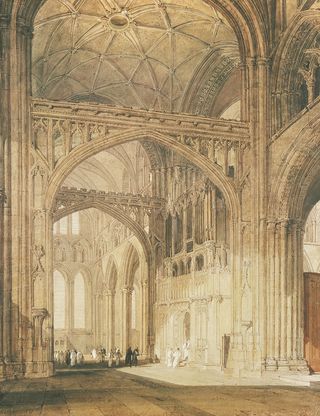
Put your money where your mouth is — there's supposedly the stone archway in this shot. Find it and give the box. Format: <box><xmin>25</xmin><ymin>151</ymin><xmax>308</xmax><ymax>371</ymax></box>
<box><xmin>266</xmin><ymin>108</ymin><xmax>320</xmax><ymax>372</ymax></box>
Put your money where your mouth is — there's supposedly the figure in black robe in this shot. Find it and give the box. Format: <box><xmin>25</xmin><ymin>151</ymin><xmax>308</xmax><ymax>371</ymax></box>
<box><xmin>125</xmin><ymin>346</ymin><xmax>133</xmax><ymax>367</ymax></box>
<box><xmin>132</xmin><ymin>347</ymin><xmax>139</xmax><ymax>367</ymax></box>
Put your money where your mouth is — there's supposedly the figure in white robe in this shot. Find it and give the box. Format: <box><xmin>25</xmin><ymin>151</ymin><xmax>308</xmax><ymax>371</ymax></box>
<box><xmin>91</xmin><ymin>348</ymin><xmax>97</xmax><ymax>361</ymax></box>
<box><xmin>108</xmin><ymin>351</ymin><xmax>113</xmax><ymax>368</ymax></box>
<box><xmin>172</xmin><ymin>348</ymin><xmax>182</xmax><ymax>368</ymax></box>
<box><xmin>167</xmin><ymin>349</ymin><xmax>174</xmax><ymax>368</ymax></box>
<box><xmin>115</xmin><ymin>348</ymin><xmax>121</xmax><ymax>367</ymax></box>
<box><xmin>70</xmin><ymin>350</ymin><xmax>77</xmax><ymax>367</ymax></box>
<box><xmin>77</xmin><ymin>351</ymin><xmax>83</xmax><ymax>365</ymax></box>
<box><xmin>59</xmin><ymin>350</ymin><xmax>65</xmax><ymax>365</ymax></box>
<box><xmin>182</xmin><ymin>340</ymin><xmax>190</xmax><ymax>363</ymax></box>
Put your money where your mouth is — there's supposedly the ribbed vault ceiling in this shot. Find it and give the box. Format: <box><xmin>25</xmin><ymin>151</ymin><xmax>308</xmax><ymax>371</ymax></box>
<box><xmin>32</xmin><ymin>0</ymin><xmax>239</xmax><ymax>113</ymax></box>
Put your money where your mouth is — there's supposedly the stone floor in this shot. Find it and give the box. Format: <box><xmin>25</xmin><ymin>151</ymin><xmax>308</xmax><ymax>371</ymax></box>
<box><xmin>118</xmin><ymin>364</ymin><xmax>320</xmax><ymax>387</ymax></box>
<box><xmin>0</xmin><ymin>366</ymin><xmax>320</xmax><ymax>416</ymax></box>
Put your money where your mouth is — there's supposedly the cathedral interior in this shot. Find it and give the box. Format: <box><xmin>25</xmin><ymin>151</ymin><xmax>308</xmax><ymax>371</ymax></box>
<box><xmin>1</xmin><ymin>0</ymin><xmax>320</xmax><ymax>413</ymax></box>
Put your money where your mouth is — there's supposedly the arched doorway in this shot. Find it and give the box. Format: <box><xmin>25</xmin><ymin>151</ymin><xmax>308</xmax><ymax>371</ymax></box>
<box><xmin>51</xmin><ymin>145</ymin><xmax>152</xmax><ymax>363</ymax></box>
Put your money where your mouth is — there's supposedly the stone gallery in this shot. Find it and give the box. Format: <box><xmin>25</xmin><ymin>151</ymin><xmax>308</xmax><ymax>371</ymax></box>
<box><xmin>0</xmin><ymin>0</ymin><xmax>320</xmax><ymax>393</ymax></box>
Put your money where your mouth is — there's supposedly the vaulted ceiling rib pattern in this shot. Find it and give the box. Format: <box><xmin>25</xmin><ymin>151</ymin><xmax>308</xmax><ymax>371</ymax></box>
<box><xmin>32</xmin><ymin>0</ymin><xmax>238</xmax><ymax>113</ymax></box>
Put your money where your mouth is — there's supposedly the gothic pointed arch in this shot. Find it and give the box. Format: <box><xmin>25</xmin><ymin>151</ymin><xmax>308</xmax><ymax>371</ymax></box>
<box><xmin>46</xmin><ymin>129</ymin><xmax>241</xmax><ymax>225</ymax></box>
<box><xmin>270</xmin><ymin>107</ymin><xmax>320</xmax><ymax>222</ymax></box>
<box><xmin>105</xmin><ymin>255</ymin><xmax>119</xmax><ymax>292</ymax></box>
<box><xmin>54</xmin><ymin>200</ymin><xmax>152</xmax><ymax>266</ymax></box>
<box><xmin>122</xmin><ymin>242</ymin><xmax>140</xmax><ymax>288</ymax></box>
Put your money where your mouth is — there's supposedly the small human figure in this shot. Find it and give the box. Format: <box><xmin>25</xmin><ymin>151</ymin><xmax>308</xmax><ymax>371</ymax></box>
<box><xmin>70</xmin><ymin>350</ymin><xmax>77</xmax><ymax>367</ymax></box>
<box><xmin>91</xmin><ymin>348</ymin><xmax>97</xmax><ymax>362</ymax></box>
<box><xmin>132</xmin><ymin>347</ymin><xmax>139</xmax><ymax>367</ymax></box>
<box><xmin>65</xmin><ymin>350</ymin><xmax>71</xmax><ymax>366</ymax></box>
<box><xmin>172</xmin><ymin>348</ymin><xmax>181</xmax><ymax>368</ymax></box>
<box><xmin>153</xmin><ymin>354</ymin><xmax>160</xmax><ymax>364</ymax></box>
<box><xmin>115</xmin><ymin>348</ymin><xmax>121</xmax><ymax>367</ymax></box>
<box><xmin>182</xmin><ymin>340</ymin><xmax>190</xmax><ymax>365</ymax></box>
<box><xmin>77</xmin><ymin>350</ymin><xmax>84</xmax><ymax>366</ymax></box>
<box><xmin>167</xmin><ymin>348</ymin><xmax>174</xmax><ymax>368</ymax></box>
<box><xmin>107</xmin><ymin>350</ymin><xmax>113</xmax><ymax>368</ymax></box>
<box><xmin>125</xmin><ymin>346</ymin><xmax>133</xmax><ymax>367</ymax></box>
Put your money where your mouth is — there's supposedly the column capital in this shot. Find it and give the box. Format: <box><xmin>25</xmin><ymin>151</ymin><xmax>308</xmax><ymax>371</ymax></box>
<box><xmin>142</xmin><ymin>280</ymin><xmax>148</xmax><ymax>288</ymax></box>
<box><xmin>122</xmin><ymin>286</ymin><xmax>133</xmax><ymax>294</ymax></box>
<box><xmin>256</xmin><ymin>57</ymin><xmax>271</xmax><ymax>66</ymax></box>
<box><xmin>32</xmin><ymin>308</ymin><xmax>48</xmax><ymax>320</ymax></box>
<box><xmin>16</xmin><ymin>17</ymin><xmax>34</xmax><ymax>38</ymax></box>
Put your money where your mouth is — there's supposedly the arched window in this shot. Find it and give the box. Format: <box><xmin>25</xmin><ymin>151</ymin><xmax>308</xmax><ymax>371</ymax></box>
<box><xmin>178</xmin><ymin>260</ymin><xmax>185</xmax><ymax>276</ymax></box>
<box><xmin>187</xmin><ymin>203</ymin><xmax>193</xmax><ymax>239</ymax></box>
<box><xmin>54</xmin><ymin>271</ymin><xmax>66</xmax><ymax>329</ymax></box>
<box><xmin>195</xmin><ymin>255</ymin><xmax>204</xmax><ymax>272</ymax></box>
<box><xmin>74</xmin><ymin>273</ymin><xmax>85</xmax><ymax>329</ymax></box>
<box><xmin>165</xmin><ymin>214</ymin><xmax>172</xmax><ymax>257</ymax></box>
<box><xmin>72</xmin><ymin>212</ymin><xmax>80</xmax><ymax>235</ymax></box>
<box><xmin>172</xmin><ymin>262</ymin><xmax>178</xmax><ymax>277</ymax></box>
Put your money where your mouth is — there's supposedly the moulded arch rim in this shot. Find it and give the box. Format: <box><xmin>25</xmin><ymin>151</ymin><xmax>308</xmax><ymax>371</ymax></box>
<box><xmin>72</xmin><ymin>265</ymin><xmax>92</xmax><ymax>287</ymax></box>
<box><xmin>270</xmin><ymin>147</ymin><xmax>320</xmax><ymax>221</ymax></box>
<box><xmin>269</xmin><ymin>117</ymin><xmax>320</xmax><ymax>221</ymax></box>
<box><xmin>303</xmin><ymin>249</ymin><xmax>313</xmax><ymax>273</ymax></box>
<box><xmin>271</xmin><ymin>11</ymin><xmax>320</xmax><ymax>92</ymax></box>
<box><xmin>103</xmin><ymin>254</ymin><xmax>119</xmax><ymax>291</ymax></box>
<box><xmin>46</xmin><ymin>128</ymin><xmax>240</xmax><ymax>226</ymax></box>
<box><xmin>53</xmin><ymin>266</ymin><xmax>70</xmax><ymax>282</ymax></box>
<box><xmin>105</xmin><ymin>254</ymin><xmax>119</xmax><ymax>278</ymax></box>
<box><xmin>121</xmin><ymin>242</ymin><xmax>140</xmax><ymax>288</ymax></box>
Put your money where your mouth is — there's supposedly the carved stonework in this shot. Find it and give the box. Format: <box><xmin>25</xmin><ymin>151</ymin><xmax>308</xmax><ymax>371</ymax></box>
<box><xmin>0</xmin><ymin>188</ymin><xmax>7</xmax><ymax>205</ymax></box>
<box><xmin>32</xmin><ymin>245</ymin><xmax>45</xmax><ymax>280</ymax></box>
<box><xmin>32</xmin><ymin>308</ymin><xmax>48</xmax><ymax>348</ymax></box>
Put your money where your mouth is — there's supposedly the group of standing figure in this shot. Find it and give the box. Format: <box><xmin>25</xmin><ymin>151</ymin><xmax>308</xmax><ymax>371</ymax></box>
<box><xmin>54</xmin><ymin>350</ymin><xmax>84</xmax><ymax>367</ymax></box>
<box><xmin>91</xmin><ymin>347</ymin><xmax>122</xmax><ymax>367</ymax></box>
<box><xmin>167</xmin><ymin>340</ymin><xmax>190</xmax><ymax>368</ymax></box>
<box><xmin>125</xmin><ymin>346</ymin><xmax>140</xmax><ymax>367</ymax></box>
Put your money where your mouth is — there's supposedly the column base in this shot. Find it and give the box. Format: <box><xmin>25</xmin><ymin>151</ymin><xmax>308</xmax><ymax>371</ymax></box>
<box><xmin>277</xmin><ymin>358</ymin><xmax>290</xmax><ymax>372</ymax></box>
<box><xmin>288</xmin><ymin>358</ymin><xmax>310</xmax><ymax>373</ymax></box>
<box><xmin>264</xmin><ymin>357</ymin><xmax>278</xmax><ymax>371</ymax></box>
<box><xmin>264</xmin><ymin>358</ymin><xmax>310</xmax><ymax>374</ymax></box>
<box><xmin>0</xmin><ymin>361</ymin><xmax>26</xmax><ymax>380</ymax></box>
<box><xmin>24</xmin><ymin>361</ymin><xmax>55</xmax><ymax>378</ymax></box>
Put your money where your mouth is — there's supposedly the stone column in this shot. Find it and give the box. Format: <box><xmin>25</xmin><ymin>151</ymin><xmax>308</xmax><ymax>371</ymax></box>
<box><xmin>0</xmin><ymin>16</ymin><xmax>10</xmax><ymax>378</ymax></box>
<box><xmin>265</xmin><ymin>221</ymin><xmax>277</xmax><ymax>370</ymax></box>
<box><xmin>265</xmin><ymin>219</ymin><xmax>308</xmax><ymax>372</ymax></box>
<box><xmin>0</xmin><ymin>15</ymin><xmax>55</xmax><ymax>378</ymax></box>
<box><xmin>140</xmin><ymin>280</ymin><xmax>149</xmax><ymax>355</ymax></box>
<box><xmin>240</xmin><ymin>62</ymin><xmax>249</xmax><ymax>121</ymax></box>
<box><xmin>105</xmin><ymin>290</ymin><xmax>115</xmax><ymax>350</ymax></box>
<box><xmin>121</xmin><ymin>287</ymin><xmax>132</xmax><ymax>352</ymax></box>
